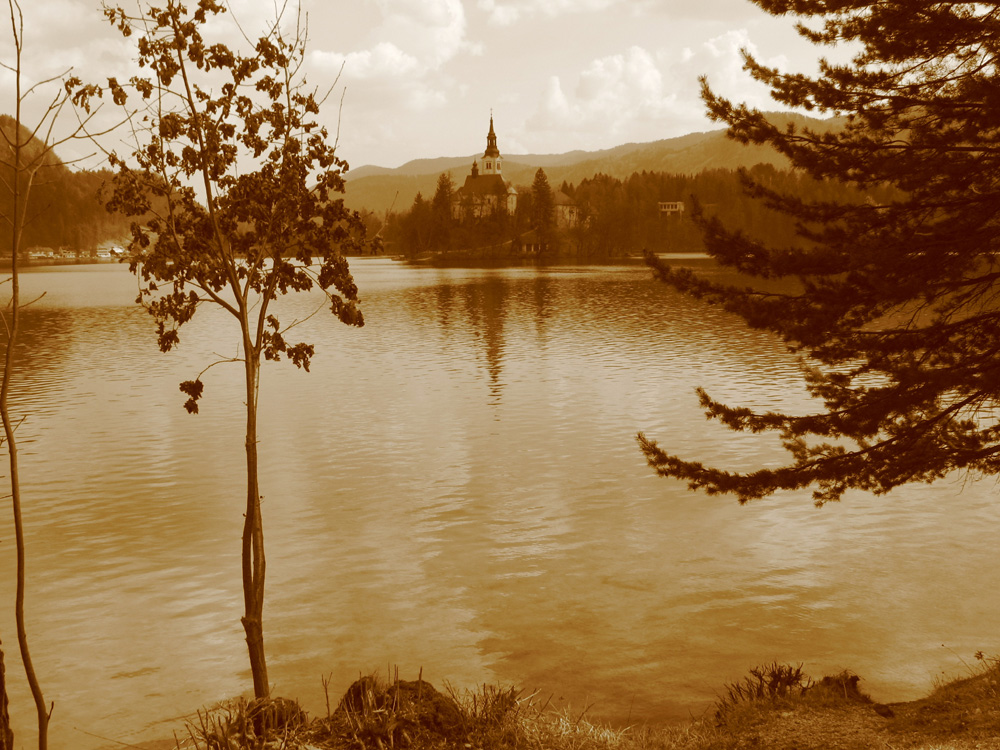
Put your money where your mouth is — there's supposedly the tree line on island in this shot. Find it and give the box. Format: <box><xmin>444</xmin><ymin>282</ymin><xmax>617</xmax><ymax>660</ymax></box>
<box><xmin>380</xmin><ymin>162</ymin><xmax>898</xmax><ymax>259</ymax></box>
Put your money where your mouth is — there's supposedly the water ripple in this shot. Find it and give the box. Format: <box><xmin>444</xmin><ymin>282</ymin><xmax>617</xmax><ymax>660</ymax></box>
<box><xmin>0</xmin><ymin>261</ymin><xmax>997</xmax><ymax>748</ymax></box>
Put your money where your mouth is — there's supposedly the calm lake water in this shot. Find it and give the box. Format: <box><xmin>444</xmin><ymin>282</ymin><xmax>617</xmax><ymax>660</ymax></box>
<box><xmin>0</xmin><ymin>259</ymin><xmax>997</xmax><ymax>749</ymax></box>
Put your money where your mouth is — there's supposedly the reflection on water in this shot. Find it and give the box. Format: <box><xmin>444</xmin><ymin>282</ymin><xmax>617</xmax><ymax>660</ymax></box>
<box><xmin>0</xmin><ymin>260</ymin><xmax>997</xmax><ymax>749</ymax></box>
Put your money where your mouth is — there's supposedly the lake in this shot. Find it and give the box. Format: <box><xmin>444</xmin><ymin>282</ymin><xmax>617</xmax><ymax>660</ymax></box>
<box><xmin>0</xmin><ymin>259</ymin><xmax>997</xmax><ymax>749</ymax></box>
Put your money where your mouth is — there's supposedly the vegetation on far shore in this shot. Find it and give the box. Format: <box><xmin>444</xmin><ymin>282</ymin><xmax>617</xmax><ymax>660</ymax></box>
<box><xmin>163</xmin><ymin>655</ymin><xmax>1000</xmax><ymax>750</ymax></box>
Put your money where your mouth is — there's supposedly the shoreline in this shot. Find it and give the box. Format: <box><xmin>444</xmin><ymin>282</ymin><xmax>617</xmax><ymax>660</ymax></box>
<box><xmin>109</xmin><ymin>658</ymin><xmax>1000</xmax><ymax>750</ymax></box>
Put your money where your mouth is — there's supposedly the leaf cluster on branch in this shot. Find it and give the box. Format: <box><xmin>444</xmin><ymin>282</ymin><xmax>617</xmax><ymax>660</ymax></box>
<box><xmin>100</xmin><ymin>0</ymin><xmax>368</xmax><ymax>407</ymax></box>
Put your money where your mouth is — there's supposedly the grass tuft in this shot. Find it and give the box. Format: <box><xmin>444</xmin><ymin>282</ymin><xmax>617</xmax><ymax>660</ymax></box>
<box><xmin>446</xmin><ymin>682</ymin><xmax>526</xmax><ymax>746</ymax></box>
<box><xmin>802</xmin><ymin>670</ymin><xmax>871</xmax><ymax>706</ymax></box>
<box><xmin>179</xmin><ymin>695</ymin><xmax>309</xmax><ymax>750</ymax></box>
<box><xmin>714</xmin><ymin>662</ymin><xmax>811</xmax><ymax>720</ymax></box>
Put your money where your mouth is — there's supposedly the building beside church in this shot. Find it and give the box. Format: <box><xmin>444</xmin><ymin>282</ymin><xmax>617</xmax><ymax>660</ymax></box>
<box><xmin>553</xmin><ymin>190</ymin><xmax>579</xmax><ymax>228</ymax></box>
<box><xmin>453</xmin><ymin>116</ymin><xmax>518</xmax><ymax>221</ymax></box>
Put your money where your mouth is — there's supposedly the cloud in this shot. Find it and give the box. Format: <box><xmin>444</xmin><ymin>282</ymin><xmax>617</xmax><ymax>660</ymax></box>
<box><xmin>307</xmin><ymin>0</ymin><xmax>473</xmax><ymax>156</ymax></box>
<box><xmin>312</xmin><ymin>42</ymin><xmax>420</xmax><ymax>79</ymax></box>
<box><xmin>576</xmin><ymin>46</ymin><xmax>671</xmax><ymax>115</ymax></box>
<box><xmin>374</xmin><ymin>0</ymin><xmax>472</xmax><ymax>67</ymax></box>
<box><xmin>525</xmin><ymin>46</ymin><xmax>679</xmax><ymax>146</ymax></box>
<box><xmin>477</xmin><ymin>0</ymin><xmax>625</xmax><ymax>26</ymax></box>
<box><xmin>0</xmin><ymin>0</ymin><xmax>131</xmax><ymax>80</ymax></box>
<box><xmin>522</xmin><ymin>30</ymin><xmax>795</xmax><ymax>154</ymax></box>
<box><xmin>677</xmin><ymin>28</ymin><xmax>791</xmax><ymax>109</ymax></box>
<box><xmin>315</xmin><ymin>0</ymin><xmax>472</xmax><ymax>78</ymax></box>
<box><xmin>308</xmin><ymin>0</ymin><xmax>474</xmax><ymax>165</ymax></box>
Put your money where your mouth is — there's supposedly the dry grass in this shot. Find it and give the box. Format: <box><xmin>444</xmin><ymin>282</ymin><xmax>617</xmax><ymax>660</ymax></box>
<box><xmin>170</xmin><ymin>658</ymin><xmax>1000</xmax><ymax>750</ymax></box>
<box><xmin>171</xmin><ymin>674</ymin><xmax>726</xmax><ymax>750</ymax></box>
<box><xmin>175</xmin><ymin>696</ymin><xmax>309</xmax><ymax>749</ymax></box>
<box><xmin>880</xmin><ymin>652</ymin><xmax>1000</xmax><ymax>747</ymax></box>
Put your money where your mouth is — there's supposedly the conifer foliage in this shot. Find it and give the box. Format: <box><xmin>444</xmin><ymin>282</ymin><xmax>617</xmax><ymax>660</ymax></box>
<box><xmin>101</xmin><ymin>0</ymin><xmax>366</xmax><ymax>698</ymax></box>
<box><xmin>530</xmin><ymin>168</ymin><xmax>555</xmax><ymax>247</ymax></box>
<box><xmin>639</xmin><ymin>1</ymin><xmax>1000</xmax><ymax>504</ymax></box>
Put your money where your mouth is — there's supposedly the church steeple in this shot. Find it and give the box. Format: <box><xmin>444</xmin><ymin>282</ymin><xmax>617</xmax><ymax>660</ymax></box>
<box><xmin>454</xmin><ymin>112</ymin><xmax>518</xmax><ymax>220</ymax></box>
<box><xmin>484</xmin><ymin>114</ymin><xmax>500</xmax><ymax>159</ymax></box>
<box><xmin>482</xmin><ymin>112</ymin><xmax>502</xmax><ymax>175</ymax></box>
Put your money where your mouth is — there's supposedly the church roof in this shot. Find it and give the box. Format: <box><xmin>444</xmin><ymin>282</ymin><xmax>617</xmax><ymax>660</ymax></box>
<box><xmin>456</xmin><ymin>173</ymin><xmax>514</xmax><ymax>196</ymax></box>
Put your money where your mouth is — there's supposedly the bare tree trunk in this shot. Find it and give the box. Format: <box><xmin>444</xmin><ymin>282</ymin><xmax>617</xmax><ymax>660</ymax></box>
<box><xmin>2</xmin><ymin>135</ymin><xmax>49</xmax><ymax>750</ymax></box>
<box><xmin>0</xmin><ymin>637</ymin><xmax>11</xmax><ymax>750</ymax></box>
<box><xmin>1</xmin><ymin>4</ymin><xmax>114</xmax><ymax>744</ymax></box>
<box><xmin>240</xmin><ymin>350</ymin><xmax>268</xmax><ymax>699</ymax></box>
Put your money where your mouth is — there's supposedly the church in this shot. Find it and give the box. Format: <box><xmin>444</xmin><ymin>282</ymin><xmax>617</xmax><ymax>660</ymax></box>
<box><xmin>452</xmin><ymin>116</ymin><xmax>518</xmax><ymax>221</ymax></box>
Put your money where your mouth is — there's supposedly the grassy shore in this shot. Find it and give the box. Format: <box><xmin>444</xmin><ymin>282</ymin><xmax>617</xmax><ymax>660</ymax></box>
<box><xmin>166</xmin><ymin>657</ymin><xmax>1000</xmax><ymax>750</ymax></box>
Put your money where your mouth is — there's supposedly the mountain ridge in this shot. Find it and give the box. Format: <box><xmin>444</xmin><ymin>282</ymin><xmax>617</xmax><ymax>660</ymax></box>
<box><xmin>343</xmin><ymin>113</ymin><xmax>841</xmax><ymax>215</ymax></box>
<box><xmin>345</xmin><ymin>137</ymin><xmax>687</xmax><ymax>181</ymax></box>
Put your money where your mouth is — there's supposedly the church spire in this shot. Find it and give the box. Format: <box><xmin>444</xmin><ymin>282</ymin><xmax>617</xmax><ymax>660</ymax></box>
<box><xmin>484</xmin><ymin>112</ymin><xmax>500</xmax><ymax>159</ymax></box>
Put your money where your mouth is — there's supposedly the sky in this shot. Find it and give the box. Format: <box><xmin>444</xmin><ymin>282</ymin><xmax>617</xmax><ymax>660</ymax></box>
<box><xmin>0</xmin><ymin>0</ymin><xmax>834</xmax><ymax>170</ymax></box>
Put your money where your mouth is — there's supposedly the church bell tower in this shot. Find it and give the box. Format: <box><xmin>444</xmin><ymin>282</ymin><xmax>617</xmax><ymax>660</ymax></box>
<box><xmin>482</xmin><ymin>114</ymin><xmax>502</xmax><ymax>176</ymax></box>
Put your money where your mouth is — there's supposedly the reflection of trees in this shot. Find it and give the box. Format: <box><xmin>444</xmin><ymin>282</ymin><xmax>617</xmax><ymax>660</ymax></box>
<box><xmin>399</xmin><ymin>262</ymin><xmax>807</xmax><ymax>415</ymax></box>
<box><xmin>415</xmin><ymin>270</ymin><xmax>559</xmax><ymax>405</ymax></box>
<box><xmin>431</xmin><ymin>271</ymin><xmax>456</xmax><ymax>331</ymax></box>
<box><xmin>460</xmin><ymin>274</ymin><xmax>508</xmax><ymax>405</ymax></box>
<box><xmin>531</xmin><ymin>273</ymin><xmax>555</xmax><ymax>347</ymax></box>
<box><xmin>403</xmin><ymin>270</ymin><xmax>518</xmax><ymax>407</ymax></box>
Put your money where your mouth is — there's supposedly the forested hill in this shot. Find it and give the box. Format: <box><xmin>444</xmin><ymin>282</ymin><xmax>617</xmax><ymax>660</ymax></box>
<box><xmin>0</xmin><ymin>114</ymin><xmax>132</xmax><ymax>256</ymax></box>
<box><xmin>343</xmin><ymin>112</ymin><xmax>841</xmax><ymax>215</ymax></box>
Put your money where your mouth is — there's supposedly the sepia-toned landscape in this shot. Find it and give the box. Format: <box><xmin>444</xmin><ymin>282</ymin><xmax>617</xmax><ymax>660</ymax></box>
<box><xmin>0</xmin><ymin>1</ymin><xmax>999</xmax><ymax>749</ymax></box>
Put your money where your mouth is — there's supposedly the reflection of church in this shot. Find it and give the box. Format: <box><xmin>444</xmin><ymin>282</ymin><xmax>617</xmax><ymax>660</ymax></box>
<box><xmin>452</xmin><ymin>116</ymin><xmax>518</xmax><ymax>221</ymax></box>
